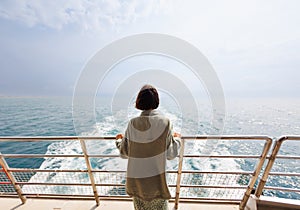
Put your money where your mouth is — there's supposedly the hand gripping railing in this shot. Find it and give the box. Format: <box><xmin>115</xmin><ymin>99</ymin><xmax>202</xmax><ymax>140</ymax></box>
<box><xmin>255</xmin><ymin>136</ymin><xmax>300</xmax><ymax>199</ymax></box>
<box><xmin>0</xmin><ymin>135</ymin><xmax>273</xmax><ymax>209</ymax></box>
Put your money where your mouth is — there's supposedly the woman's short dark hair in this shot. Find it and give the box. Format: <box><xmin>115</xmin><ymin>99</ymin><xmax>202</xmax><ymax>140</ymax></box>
<box><xmin>135</xmin><ymin>85</ymin><xmax>159</xmax><ymax>110</ymax></box>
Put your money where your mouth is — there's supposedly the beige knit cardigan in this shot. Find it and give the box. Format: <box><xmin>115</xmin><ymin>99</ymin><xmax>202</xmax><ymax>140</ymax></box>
<box><xmin>116</xmin><ymin>109</ymin><xmax>181</xmax><ymax>201</ymax></box>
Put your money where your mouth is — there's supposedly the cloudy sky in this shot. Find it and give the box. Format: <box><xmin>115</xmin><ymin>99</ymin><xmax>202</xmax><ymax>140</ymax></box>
<box><xmin>0</xmin><ymin>0</ymin><xmax>299</xmax><ymax>98</ymax></box>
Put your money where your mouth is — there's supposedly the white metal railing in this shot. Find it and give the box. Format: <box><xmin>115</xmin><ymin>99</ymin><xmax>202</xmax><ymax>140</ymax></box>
<box><xmin>0</xmin><ymin>135</ymin><xmax>298</xmax><ymax>210</ymax></box>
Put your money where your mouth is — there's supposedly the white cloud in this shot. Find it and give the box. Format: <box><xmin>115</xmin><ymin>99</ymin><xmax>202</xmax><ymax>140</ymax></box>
<box><xmin>0</xmin><ymin>0</ymin><xmax>173</xmax><ymax>31</ymax></box>
<box><xmin>155</xmin><ymin>0</ymin><xmax>300</xmax><ymax>56</ymax></box>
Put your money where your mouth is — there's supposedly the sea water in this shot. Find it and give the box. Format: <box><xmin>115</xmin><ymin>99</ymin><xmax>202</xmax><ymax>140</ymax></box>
<box><xmin>0</xmin><ymin>96</ymin><xmax>299</xmax><ymax>199</ymax></box>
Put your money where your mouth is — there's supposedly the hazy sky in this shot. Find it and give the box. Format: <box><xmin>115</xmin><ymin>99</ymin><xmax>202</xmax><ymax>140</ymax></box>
<box><xmin>0</xmin><ymin>0</ymin><xmax>299</xmax><ymax>98</ymax></box>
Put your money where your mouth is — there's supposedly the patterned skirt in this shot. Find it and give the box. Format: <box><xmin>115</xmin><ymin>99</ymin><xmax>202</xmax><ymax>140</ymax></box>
<box><xmin>133</xmin><ymin>197</ymin><xmax>169</xmax><ymax>210</ymax></box>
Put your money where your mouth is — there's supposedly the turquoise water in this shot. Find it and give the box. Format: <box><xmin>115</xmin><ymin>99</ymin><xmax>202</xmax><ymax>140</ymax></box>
<box><xmin>0</xmin><ymin>97</ymin><xmax>299</xmax><ymax>199</ymax></box>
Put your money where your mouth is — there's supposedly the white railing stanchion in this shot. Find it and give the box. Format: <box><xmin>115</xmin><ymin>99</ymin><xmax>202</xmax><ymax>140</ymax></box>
<box><xmin>174</xmin><ymin>138</ymin><xmax>185</xmax><ymax>210</ymax></box>
<box><xmin>0</xmin><ymin>154</ymin><xmax>26</xmax><ymax>204</ymax></box>
<box><xmin>255</xmin><ymin>136</ymin><xmax>300</xmax><ymax>198</ymax></box>
<box><xmin>79</xmin><ymin>139</ymin><xmax>100</xmax><ymax>206</ymax></box>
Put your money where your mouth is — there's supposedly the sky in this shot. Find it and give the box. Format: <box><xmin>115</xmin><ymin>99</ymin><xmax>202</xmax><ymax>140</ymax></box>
<box><xmin>0</xmin><ymin>0</ymin><xmax>300</xmax><ymax>98</ymax></box>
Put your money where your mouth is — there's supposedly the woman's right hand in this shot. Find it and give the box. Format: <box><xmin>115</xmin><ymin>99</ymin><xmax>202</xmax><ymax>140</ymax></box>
<box><xmin>116</xmin><ymin>133</ymin><xmax>124</xmax><ymax>140</ymax></box>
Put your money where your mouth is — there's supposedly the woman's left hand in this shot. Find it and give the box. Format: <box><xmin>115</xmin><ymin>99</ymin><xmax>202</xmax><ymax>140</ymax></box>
<box><xmin>173</xmin><ymin>132</ymin><xmax>181</xmax><ymax>138</ymax></box>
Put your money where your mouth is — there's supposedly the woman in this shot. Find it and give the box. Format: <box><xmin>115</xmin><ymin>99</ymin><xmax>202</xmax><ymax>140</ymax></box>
<box><xmin>116</xmin><ymin>84</ymin><xmax>181</xmax><ymax>210</ymax></box>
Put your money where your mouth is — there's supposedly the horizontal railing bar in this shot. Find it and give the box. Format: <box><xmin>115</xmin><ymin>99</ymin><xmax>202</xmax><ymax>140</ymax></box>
<box><xmin>0</xmin><ymin>194</ymin><xmax>242</xmax><ymax>203</ymax></box>
<box><xmin>6</xmin><ymin>193</ymin><xmax>241</xmax><ymax>203</ymax></box>
<box><xmin>171</xmin><ymin>199</ymin><xmax>241</xmax><ymax>205</ymax></box>
<box><xmin>92</xmin><ymin>170</ymin><xmax>125</xmax><ymax>173</ymax></box>
<box><xmin>9</xmin><ymin>169</ymin><xmax>89</xmax><ymax>173</ymax></box>
<box><xmin>17</xmin><ymin>182</ymin><xmax>125</xmax><ymax>187</ymax></box>
<box><xmin>263</xmin><ymin>186</ymin><xmax>300</xmax><ymax>193</ymax></box>
<box><xmin>86</xmin><ymin>195</ymin><xmax>131</xmax><ymax>198</ymax></box>
<box><xmin>184</xmin><ymin>154</ymin><xmax>300</xmax><ymax>160</ymax></box>
<box><xmin>182</xmin><ymin>135</ymin><xmax>272</xmax><ymax>140</ymax></box>
<box><xmin>1</xmin><ymin>154</ymin><xmax>268</xmax><ymax>159</ymax></box>
<box><xmin>1</xmin><ymin>154</ymin><xmax>121</xmax><ymax>158</ymax></box>
<box><xmin>0</xmin><ymin>194</ymin><xmax>242</xmax><ymax>202</ymax></box>
<box><xmin>15</xmin><ymin>181</ymin><xmax>249</xmax><ymax>189</ymax></box>
<box><xmin>280</xmin><ymin>136</ymin><xmax>300</xmax><ymax>141</ymax></box>
<box><xmin>22</xmin><ymin>194</ymin><xmax>97</xmax><ymax>198</ymax></box>
<box><xmin>0</xmin><ymin>195</ymin><xmax>20</xmax><ymax>199</ymax></box>
<box><xmin>1</xmin><ymin>153</ymin><xmax>267</xmax><ymax>159</ymax></box>
<box><xmin>0</xmin><ymin>194</ymin><xmax>133</xmax><ymax>201</ymax></box>
<box><xmin>273</xmin><ymin>155</ymin><xmax>300</xmax><ymax>159</ymax></box>
<box><xmin>17</xmin><ymin>182</ymin><xmax>92</xmax><ymax>186</ymax></box>
<box><xmin>20</xmin><ymin>195</ymin><xmax>138</xmax><ymax>201</ymax></box>
<box><xmin>95</xmin><ymin>183</ymin><xmax>125</xmax><ymax>187</ymax></box>
<box><xmin>268</xmin><ymin>172</ymin><xmax>300</xmax><ymax>176</ymax></box>
<box><xmin>89</xmin><ymin>155</ymin><xmax>119</xmax><ymax>158</ymax></box>
<box><xmin>9</xmin><ymin>169</ymin><xmax>124</xmax><ymax>173</ymax></box>
<box><xmin>8</xmin><ymin>168</ymin><xmax>253</xmax><ymax>175</ymax></box>
<box><xmin>172</xmin><ymin>170</ymin><xmax>253</xmax><ymax>175</ymax></box>
<box><xmin>0</xmin><ymin>135</ymin><xmax>272</xmax><ymax>142</ymax></box>
<box><xmin>93</xmin><ymin>195</ymin><xmax>130</xmax><ymax>198</ymax></box>
<box><xmin>22</xmin><ymin>194</ymin><xmax>131</xmax><ymax>199</ymax></box>
<box><xmin>12</xmin><ymin>182</ymin><xmax>250</xmax><ymax>189</ymax></box>
<box><xmin>1</xmin><ymin>154</ymin><xmax>85</xmax><ymax>158</ymax></box>
<box><xmin>172</xmin><ymin>184</ymin><xmax>247</xmax><ymax>189</ymax></box>
<box><xmin>182</xmin><ymin>155</ymin><xmax>261</xmax><ymax>158</ymax></box>
<box><xmin>0</xmin><ymin>182</ymin><xmax>12</xmax><ymax>184</ymax></box>
<box><xmin>0</xmin><ymin>136</ymin><xmax>116</xmax><ymax>141</ymax></box>
<box><xmin>2</xmin><ymin>154</ymin><xmax>278</xmax><ymax>159</ymax></box>
<box><xmin>178</xmin><ymin>197</ymin><xmax>242</xmax><ymax>201</ymax></box>
<box><xmin>16</xmin><ymin>182</ymin><xmax>248</xmax><ymax>189</ymax></box>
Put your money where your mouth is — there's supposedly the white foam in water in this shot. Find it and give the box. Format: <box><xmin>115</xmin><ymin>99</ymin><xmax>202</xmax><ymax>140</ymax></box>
<box><xmin>23</xmin><ymin>140</ymin><xmax>91</xmax><ymax>194</ymax></box>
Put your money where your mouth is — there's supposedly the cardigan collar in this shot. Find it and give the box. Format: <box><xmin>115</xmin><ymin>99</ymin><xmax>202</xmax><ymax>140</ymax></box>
<box><xmin>140</xmin><ymin>109</ymin><xmax>160</xmax><ymax>116</ymax></box>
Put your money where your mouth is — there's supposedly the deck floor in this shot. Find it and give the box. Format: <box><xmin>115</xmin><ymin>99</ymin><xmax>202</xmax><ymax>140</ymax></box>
<box><xmin>0</xmin><ymin>198</ymin><xmax>239</xmax><ymax>210</ymax></box>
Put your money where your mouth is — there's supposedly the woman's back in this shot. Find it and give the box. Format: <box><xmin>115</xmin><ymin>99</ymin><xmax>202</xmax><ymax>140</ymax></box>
<box><xmin>115</xmin><ymin>84</ymin><xmax>181</xmax><ymax>210</ymax></box>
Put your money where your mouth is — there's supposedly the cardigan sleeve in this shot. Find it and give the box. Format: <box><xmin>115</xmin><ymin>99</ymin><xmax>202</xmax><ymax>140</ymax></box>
<box><xmin>115</xmin><ymin>125</ymin><xmax>130</xmax><ymax>159</ymax></box>
<box><xmin>166</xmin><ymin>124</ymin><xmax>181</xmax><ymax>160</ymax></box>
<box><xmin>115</xmin><ymin>138</ymin><xmax>129</xmax><ymax>159</ymax></box>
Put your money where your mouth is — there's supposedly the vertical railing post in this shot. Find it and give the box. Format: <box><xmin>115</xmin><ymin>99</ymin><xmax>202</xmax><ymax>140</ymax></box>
<box><xmin>174</xmin><ymin>138</ymin><xmax>185</xmax><ymax>210</ymax></box>
<box><xmin>79</xmin><ymin>139</ymin><xmax>100</xmax><ymax>206</ymax></box>
<box><xmin>255</xmin><ymin>137</ymin><xmax>285</xmax><ymax>198</ymax></box>
<box><xmin>239</xmin><ymin>138</ymin><xmax>273</xmax><ymax>210</ymax></box>
<box><xmin>0</xmin><ymin>155</ymin><xmax>26</xmax><ymax>204</ymax></box>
